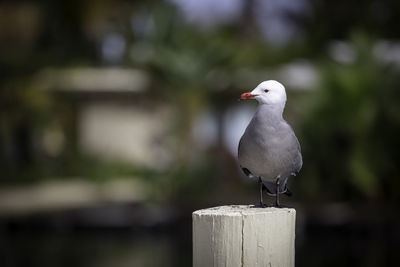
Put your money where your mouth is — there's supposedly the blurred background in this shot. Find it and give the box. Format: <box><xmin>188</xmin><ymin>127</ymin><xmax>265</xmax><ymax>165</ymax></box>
<box><xmin>1</xmin><ymin>0</ymin><xmax>400</xmax><ymax>266</ymax></box>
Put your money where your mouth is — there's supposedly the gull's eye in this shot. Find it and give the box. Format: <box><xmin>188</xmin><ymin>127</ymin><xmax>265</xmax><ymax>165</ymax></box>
<box><xmin>264</xmin><ymin>89</ymin><xmax>269</xmax><ymax>93</ymax></box>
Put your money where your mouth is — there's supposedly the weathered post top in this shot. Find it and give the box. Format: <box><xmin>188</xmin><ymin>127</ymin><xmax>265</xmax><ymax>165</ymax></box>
<box><xmin>193</xmin><ymin>205</ymin><xmax>296</xmax><ymax>267</ymax></box>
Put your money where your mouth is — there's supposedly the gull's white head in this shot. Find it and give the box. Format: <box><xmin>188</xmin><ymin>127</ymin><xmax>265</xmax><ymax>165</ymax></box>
<box><xmin>240</xmin><ymin>80</ymin><xmax>287</xmax><ymax>105</ymax></box>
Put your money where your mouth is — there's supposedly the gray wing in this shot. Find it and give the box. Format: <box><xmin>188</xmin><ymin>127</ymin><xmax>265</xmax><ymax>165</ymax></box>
<box><xmin>290</xmin><ymin>128</ymin><xmax>303</xmax><ymax>174</ymax></box>
<box><xmin>279</xmin><ymin>125</ymin><xmax>302</xmax><ymax>175</ymax></box>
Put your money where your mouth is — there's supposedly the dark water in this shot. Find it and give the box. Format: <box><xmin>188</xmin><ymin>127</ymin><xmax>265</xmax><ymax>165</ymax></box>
<box><xmin>0</xmin><ymin>205</ymin><xmax>192</xmax><ymax>267</ymax></box>
<box><xmin>1</xmin><ymin>207</ymin><xmax>399</xmax><ymax>267</ymax></box>
<box><xmin>1</xmin><ymin>231</ymin><xmax>190</xmax><ymax>267</ymax></box>
<box><xmin>0</xmin><ymin>222</ymin><xmax>192</xmax><ymax>267</ymax></box>
<box><xmin>296</xmin><ymin>223</ymin><xmax>400</xmax><ymax>267</ymax></box>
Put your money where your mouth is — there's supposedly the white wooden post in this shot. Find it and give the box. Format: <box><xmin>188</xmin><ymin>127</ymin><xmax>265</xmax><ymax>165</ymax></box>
<box><xmin>193</xmin><ymin>205</ymin><xmax>296</xmax><ymax>267</ymax></box>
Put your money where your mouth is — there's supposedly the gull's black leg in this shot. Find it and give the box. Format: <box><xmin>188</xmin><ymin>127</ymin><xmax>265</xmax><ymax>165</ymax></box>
<box><xmin>275</xmin><ymin>178</ymin><xmax>281</xmax><ymax>208</ymax></box>
<box><xmin>259</xmin><ymin>177</ymin><xmax>265</xmax><ymax>208</ymax></box>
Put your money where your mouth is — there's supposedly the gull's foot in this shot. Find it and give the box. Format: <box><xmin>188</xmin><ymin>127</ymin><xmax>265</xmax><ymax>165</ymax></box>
<box><xmin>252</xmin><ymin>203</ymin><xmax>268</xmax><ymax>208</ymax></box>
<box><xmin>252</xmin><ymin>203</ymin><xmax>282</xmax><ymax>208</ymax></box>
<box><xmin>273</xmin><ymin>203</ymin><xmax>291</xmax><ymax>208</ymax></box>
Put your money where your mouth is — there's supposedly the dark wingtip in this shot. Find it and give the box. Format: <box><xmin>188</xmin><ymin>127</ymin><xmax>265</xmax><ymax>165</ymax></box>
<box><xmin>241</xmin><ymin>167</ymin><xmax>252</xmax><ymax>176</ymax></box>
<box><xmin>284</xmin><ymin>186</ymin><xmax>293</xmax><ymax>197</ymax></box>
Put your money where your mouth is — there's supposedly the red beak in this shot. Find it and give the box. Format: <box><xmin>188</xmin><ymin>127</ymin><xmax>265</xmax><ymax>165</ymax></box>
<box><xmin>240</xmin><ymin>92</ymin><xmax>258</xmax><ymax>100</ymax></box>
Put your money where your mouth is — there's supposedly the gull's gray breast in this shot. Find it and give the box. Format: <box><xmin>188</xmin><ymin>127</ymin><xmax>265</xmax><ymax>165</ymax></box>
<box><xmin>238</xmin><ymin>115</ymin><xmax>302</xmax><ymax>182</ymax></box>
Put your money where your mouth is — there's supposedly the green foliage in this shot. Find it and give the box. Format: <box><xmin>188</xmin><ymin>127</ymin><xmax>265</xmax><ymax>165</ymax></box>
<box><xmin>2</xmin><ymin>0</ymin><xmax>400</xmax><ymax>205</ymax></box>
<box><xmin>300</xmin><ymin>35</ymin><xmax>400</xmax><ymax>201</ymax></box>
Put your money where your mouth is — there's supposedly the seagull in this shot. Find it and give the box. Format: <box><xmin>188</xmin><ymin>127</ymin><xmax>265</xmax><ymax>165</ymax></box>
<box><xmin>238</xmin><ymin>80</ymin><xmax>302</xmax><ymax>207</ymax></box>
